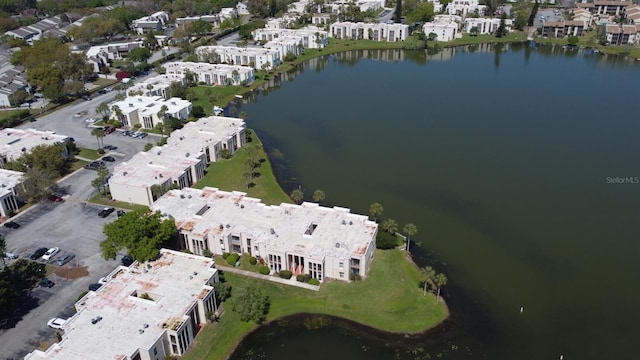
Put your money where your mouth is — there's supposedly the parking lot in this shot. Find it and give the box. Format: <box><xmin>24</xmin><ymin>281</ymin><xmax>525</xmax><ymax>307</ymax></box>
<box><xmin>0</xmin><ymin>92</ymin><xmax>155</xmax><ymax>358</ymax></box>
<box><xmin>534</xmin><ymin>8</ymin><xmax>565</xmax><ymax>29</ymax></box>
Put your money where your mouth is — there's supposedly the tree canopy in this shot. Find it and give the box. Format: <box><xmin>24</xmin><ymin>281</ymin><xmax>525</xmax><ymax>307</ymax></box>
<box><xmin>231</xmin><ymin>284</ymin><xmax>270</xmax><ymax>323</ymax></box>
<box><xmin>100</xmin><ymin>210</ymin><xmax>176</xmax><ymax>262</ymax></box>
<box><xmin>406</xmin><ymin>2</ymin><xmax>435</xmax><ymax>24</ymax></box>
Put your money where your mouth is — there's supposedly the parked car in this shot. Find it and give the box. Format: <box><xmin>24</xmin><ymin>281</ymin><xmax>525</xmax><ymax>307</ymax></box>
<box><xmin>136</xmin><ymin>132</ymin><xmax>148</xmax><ymax>139</ymax></box>
<box><xmin>85</xmin><ymin>117</ymin><xmax>97</xmax><ymax>123</ymax></box>
<box><xmin>105</xmin><ymin>127</ymin><xmax>116</xmax><ymax>135</ymax></box>
<box><xmin>3</xmin><ymin>221</ymin><xmax>20</xmax><ymax>229</ymax></box>
<box><xmin>83</xmin><ymin>95</ymin><xmax>91</xmax><ymax>101</ymax></box>
<box><xmin>42</xmin><ymin>247</ymin><xmax>60</xmax><ymax>261</ymax></box>
<box><xmin>88</xmin><ymin>283</ymin><xmax>102</xmax><ymax>291</ymax></box>
<box><xmin>98</xmin><ymin>207</ymin><xmax>115</xmax><ymax>218</ymax></box>
<box><xmin>30</xmin><ymin>247</ymin><xmax>48</xmax><ymax>260</ymax></box>
<box><xmin>117</xmin><ymin>210</ymin><xmax>125</xmax><ymax>218</ymax></box>
<box><xmin>5</xmin><ymin>252</ymin><xmax>18</xmax><ymax>260</ymax></box>
<box><xmin>74</xmin><ymin>110</ymin><xmax>88</xmax><ymax>118</ymax></box>
<box><xmin>104</xmin><ymin>145</ymin><xmax>117</xmax><ymax>150</ymax></box>
<box><xmin>39</xmin><ymin>278</ymin><xmax>55</xmax><ymax>288</ymax></box>
<box><xmin>56</xmin><ymin>253</ymin><xmax>75</xmax><ymax>266</ymax></box>
<box><xmin>48</xmin><ymin>195</ymin><xmax>63</xmax><ymax>202</ymax></box>
<box><xmin>102</xmin><ymin>156</ymin><xmax>115</xmax><ymax>162</ymax></box>
<box><xmin>121</xmin><ymin>255</ymin><xmax>134</xmax><ymax>266</ymax></box>
<box><xmin>47</xmin><ymin>318</ymin><xmax>67</xmax><ymax>329</ymax></box>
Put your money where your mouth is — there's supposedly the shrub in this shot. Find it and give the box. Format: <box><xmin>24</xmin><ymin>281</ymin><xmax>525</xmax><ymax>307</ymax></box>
<box><xmin>143</xmin><ymin>143</ymin><xmax>153</xmax><ymax>152</ymax></box>
<box><xmin>296</xmin><ymin>274</ymin><xmax>311</xmax><ymax>282</ymax></box>
<box><xmin>349</xmin><ymin>273</ymin><xmax>362</xmax><ymax>281</ymax></box>
<box><xmin>97</xmin><ymin>148</ymin><xmax>105</xmax><ymax>154</ymax></box>
<box><xmin>133</xmin><ymin>123</ymin><xmax>142</xmax><ymax>129</ymax></box>
<box><xmin>376</xmin><ymin>231</ymin><xmax>398</xmax><ymax>249</ymax></box>
<box><xmin>309</xmin><ymin>278</ymin><xmax>320</xmax><ymax>286</ymax></box>
<box><xmin>222</xmin><ymin>252</ymin><xmax>230</xmax><ymax>259</ymax></box>
<box><xmin>203</xmin><ymin>249</ymin><xmax>212</xmax><ymax>258</ymax></box>
<box><xmin>226</xmin><ymin>253</ymin><xmax>240</xmax><ymax>266</ymax></box>
<box><xmin>278</xmin><ymin>270</ymin><xmax>292</xmax><ymax>279</ymax></box>
<box><xmin>259</xmin><ymin>266</ymin><xmax>270</xmax><ymax>275</ymax></box>
<box><xmin>249</xmin><ymin>257</ymin><xmax>257</xmax><ymax>265</ymax></box>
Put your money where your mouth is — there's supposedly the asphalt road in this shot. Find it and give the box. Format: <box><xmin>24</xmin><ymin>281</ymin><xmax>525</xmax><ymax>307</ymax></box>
<box><xmin>0</xmin><ymin>91</ymin><xmax>160</xmax><ymax>359</ymax></box>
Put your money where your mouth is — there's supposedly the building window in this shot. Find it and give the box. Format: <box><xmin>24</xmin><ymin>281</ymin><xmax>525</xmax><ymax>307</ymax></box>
<box><xmin>339</xmin><ymin>272</ymin><xmax>344</xmax><ymax>278</ymax></box>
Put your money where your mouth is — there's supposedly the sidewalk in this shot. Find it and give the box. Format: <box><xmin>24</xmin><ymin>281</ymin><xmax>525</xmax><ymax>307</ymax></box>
<box><xmin>215</xmin><ymin>263</ymin><xmax>320</xmax><ymax>291</ymax></box>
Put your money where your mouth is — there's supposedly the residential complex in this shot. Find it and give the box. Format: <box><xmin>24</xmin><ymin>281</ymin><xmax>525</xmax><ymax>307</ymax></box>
<box><xmin>423</xmin><ymin>16</ymin><xmax>461</xmax><ymax>42</ymax></box>
<box><xmin>464</xmin><ymin>17</ymin><xmax>513</xmax><ymax>35</ymax></box>
<box><xmin>446</xmin><ymin>0</ymin><xmax>487</xmax><ymax>16</ymax></box>
<box><xmin>541</xmin><ymin>20</ymin><xmax>587</xmax><ymax>38</ymax></box>
<box><xmin>329</xmin><ymin>22</ymin><xmax>409</xmax><ymax>42</ymax></box>
<box><xmin>109</xmin><ymin>116</ymin><xmax>245</xmax><ymax>206</ymax></box>
<box><xmin>109</xmin><ymin>96</ymin><xmax>192</xmax><ymax>129</ymax></box>
<box><xmin>151</xmin><ymin>187</ymin><xmax>378</xmax><ymax>283</ymax></box>
<box><xmin>164</xmin><ymin>61</ymin><xmax>255</xmax><ymax>86</ymax></box>
<box><xmin>25</xmin><ymin>249</ymin><xmax>219</xmax><ymax>360</ymax></box>
<box><xmin>126</xmin><ymin>74</ymin><xmax>185</xmax><ymax>99</ymax></box>
<box><xmin>0</xmin><ymin>169</ymin><xmax>24</xmax><ymax>218</ymax></box>
<box><xmin>0</xmin><ymin>49</ymin><xmax>29</xmax><ymax>108</ymax></box>
<box><xmin>131</xmin><ymin>11</ymin><xmax>169</xmax><ymax>34</ymax></box>
<box><xmin>0</xmin><ymin>128</ymin><xmax>70</xmax><ymax>168</ymax></box>
<box><xmin>253</xmin><ymin>26</ymin><xmax>328</xmax><ymax>49</ymax></box>
<box><xmin>196</xmin><ymin>45</ymin><xmax>281</xmax><ymax>70</ymax></box>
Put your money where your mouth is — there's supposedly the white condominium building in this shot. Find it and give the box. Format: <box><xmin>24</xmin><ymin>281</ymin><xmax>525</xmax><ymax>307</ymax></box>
<box><xmin>0</xmin><ymin>128</ymin><xmax>71</xmax><ymax>168</ymax></box>
<box><xmin>196</xmin><ymin>45</ymin><xmax>281</xmax><ymax>70</ymax></box>
<box><xmin>253</xmin><ymin>26</ymin><xmax>328</xmax><ymax>49</ymax></box>
<box><xmin>329</xmin><ymin>22</ymin><xmax>409</xmax><ymax>42</ymax></box>
<box><xmin>110</xmin><ymin>96</ymin><xmax>192</xmax><ymax>129</ymax></box>
<box><xmin>151</xmin><ymin>187</ymin><xmax>378</xmax><ymax>283</ymax></box>
<box><xmin>446</xmin><ymin>0</ymin><xmax>487</xmax><ymax>16</ymax></box>
<box><xmin>163</xmin><ymin>61</ymin><xmax>255</xmax><ymax>86</ymax></box>
<box><xmin>24</xmin><ymin>249</ymin><xmax>219</xmax><ymax>360</ymax></box>
<box><xmin>0</xmin><ymin>169</ymin><xmax>24</xmax><ymax>217</ymax></box>
<box><xmin>464</xmin><ymin>17</ymin><xmax>513</xmax><ymax>35</ymax></box>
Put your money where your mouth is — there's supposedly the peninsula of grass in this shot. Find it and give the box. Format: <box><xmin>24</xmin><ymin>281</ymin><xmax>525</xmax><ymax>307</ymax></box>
<box><xmin>193</xmin><ymin>130</ymin><xmax>290</xmax><ymax>206</ymax></box>
<box><xmin>77</xmin><ymin>148</ymin><xmax>101</xmax><ymax>160</ymax></box>
<box><xmin>88</xmin><ymin>193</ymin><xmax>150</xmax><ymax>212</ymax></box>
<box><xmin>183</xmin><ymin>249</ymin><xmax>448</xmax><ymax>360</ymax></box>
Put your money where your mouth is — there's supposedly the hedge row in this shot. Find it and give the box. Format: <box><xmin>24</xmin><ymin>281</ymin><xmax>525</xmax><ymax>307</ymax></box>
<box><xmin>226</xmin><ymin>253</ymin><xmax>240</xmax><ymax>266</ymax></box>
<box><xmin>278</xmin><ymin>270</ymin><xmax>292</xmax><ymax>279</ymax></box>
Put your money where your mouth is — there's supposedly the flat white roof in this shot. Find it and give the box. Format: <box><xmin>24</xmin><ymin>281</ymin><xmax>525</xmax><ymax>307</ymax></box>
<box><xmin>164</xmin><ymin>61</ymin><xmax>254</xmax><ymax>75</ymax></box>
<box><xmin>0</xmin><ymin>128</ymin><xmax>68</xmax><ymax>162</ymax></box>
<box><xmin>152</xmin><ymin>187</ymin><xmax>377</xmax><ymax>261</ymax></box>
<box><xmin>166</xmin><ymin>115</ymin><xmax>245</xmax><ymax>155</ymax></box>
<box><xmin>0</xmin><ymin>168</ymin><xmax>23</xmax><ymax>197</ymax></box>
<box><xmin>26</xmin><ymin>249</ymin><xmax>216</xmax><ymax>360</ymax></box>
<box><xmin>110</xmin><ymin>146</ymin><xmax>201</xmax><ymax>188</ymax></box>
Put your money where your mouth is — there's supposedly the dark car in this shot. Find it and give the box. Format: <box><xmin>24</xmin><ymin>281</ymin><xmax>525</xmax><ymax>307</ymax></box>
<box><xmin>104</xmin><ymin>145</ymin><xmax>117</xmax><ymax>150</ymax></box>
<box><xmin>98</xmin><ymin>207</ymin><xmax>115</xmax><ymax>218</ymax></box>
<box><xmin>56</xmin><ymin>253</ymin><xmax>75</xmax><ymax>266</ymax></box>
<box><xmin>3</xmin><ymin>221</ymin><xmax>20</xmax><ymax>229</ymax></box>
<box><xmin>48</xmin><ymin>195</ymin><xmax>63</xmax><ymax>202</ymax></box>
<box><xmin>121</xmin><ymin>255</ymin><xmax>134</xmax><ymax>266</ymax></box>
<box><xmin>39</xmin><ymin>278</ymin><xmax>55</xmax><ymax>288</ymax></box>
<box><xmin>105</xmin><ymin>127</ymin><xmax>116</xmax><ymax>135</ymax></box>
<box><xmin>117</xmin><ymin>210</ymin><xmax>125</xmax><ymax>218</ymax></box>
<box><xmin>83</xmin><ymin>95</ymin><xmax>91</xmax><ymax>101</ymax></box>
<box><xmin>30</xmin><ymin>247</ymin><xmax>48</xmax><ymax>260</ymax></box>
<box><xmin>88</xmin><ymin>283</ymin><xmax>102</xmax><ymax>291</ymax></box>
<box><xmin>103</xmin><ymin>156</ymin><xmax>115</xmax><ymax>162</ymax></box>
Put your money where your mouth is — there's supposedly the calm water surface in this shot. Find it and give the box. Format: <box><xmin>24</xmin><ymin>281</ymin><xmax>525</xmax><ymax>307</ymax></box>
<box><xmin>230</xmin><ymin>43</ymin><xmax>640</xmax><ymax>360</ymax></box>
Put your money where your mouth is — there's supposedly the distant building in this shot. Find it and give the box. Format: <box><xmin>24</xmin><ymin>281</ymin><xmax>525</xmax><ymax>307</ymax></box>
<box><xmin>576</xmin><ymin>0</ymin><xmax>632</xmax><ymax>16</ymax></box>
<box><xmin>126</xmin><ymin>74</ymin><xmax>186</xmax><ymax>100</ymax></box>
<box><xmin>4</xmin><ymin>15</ymin><xmax>65</xmax><ymax>45</ymax></box>
<box><xmin>85</xmin><ymin>41</ymin><xmax>143</xmax><ymax>64</ymax></box>
<box><xmin>311</xmin><ymin>13</ymin><xmax>332</xmax><ymax>26</ymax></box>
<box><xmin>624</xmin><ymin>5</ymin><xmax>640</xmax><ymax>24</ymax></box>
<box><xmin>329</xmin><ymin>22</ymin><xmax>409</xmax><ymax>42</ymax></box>
<box><xmin>110</xmin><ymin>96</ymin><xmax>192</xmax><ymax>129</ymax></box>
<box><xmin>0</xmin><ymin>48</ymin><xmax>29</xmax><ymax>107</ymax></box>
<box><xmin>464</xmin><ymin>17</ymin><xmax>513</xmax><ymax>35</ymax></box>
<box><xmin>0</xmin><ymin>169</ymin><xmax>24</xmax><ymax>218</ymax></box>
<box><xmin>24</xmin><ymin>249</ymin><xmax>219</xmax><ymax>360</ymax></box>
<box><xmin>0</xmin><ymin>128</ymin><xmax>70</xmax><ymax>168</ymax></box>
<box><xmin>131</xmin><ymin>11</ymin><xmax>169</xmax><ymax>34</ymax></box>
<box><xmin>109</xmin><ymin>116</ymin><xmax>245</xmax><ymax>206</ymax></box>
<box><xmin>446</xmin><ymin>0</ymin><xmax>487</xmax><ymax>16</ymax></box>
<box><xmin>164</xmin><ymin>61</ymin><xmax>255</xmax><ymax>86</ymax></box>
<box><xmin>253</xmin><ymin>26</ymin><xmax>329</xmax><ymax>55</ymax></box>
<box><xmin>423</xmin><ymin>16</ymin><xmax>461</xmax><ymax>42</ymax></box>
<box><xmin>151</xmin><ymin>187</ymin><xmax>378</xmax><ymax>282</ymax></box>
<box><xmin>605</xmin><ymin>23</ymin><xmax>639</xmax><ymax>44</ymax></box>
<box><xmin>541</xmin><ymin>20</ymin><xmax>587</xmax><ymax>37</ymax></box>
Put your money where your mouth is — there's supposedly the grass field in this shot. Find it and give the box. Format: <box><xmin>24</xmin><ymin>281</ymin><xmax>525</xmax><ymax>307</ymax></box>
<box><xmin>88</xmin><ymin>193</ymin><xmax>150</xmax><ymax>212</ymax></box>
<box><xmin>190</xmin><ymin>85</ymin><xmax>244</xmax><ymax>116</ymax></box>
<box><xmin>193</xmin><ymin>130</ymin><xmax>290</xmax><ymax>206</ymax></box>
<box><xmin>183</xmin><ymin>249</ymin><xmax>448</xmax><ymax>360</ymax></box>
<box><xmin>77</xmin><ymin>148</ymin><xmax>101</xmax><ymax>160</ymax></box>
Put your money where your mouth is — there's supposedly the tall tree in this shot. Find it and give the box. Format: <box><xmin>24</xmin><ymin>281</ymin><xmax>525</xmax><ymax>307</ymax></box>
<box><xmin>312</xmin><ymin>189</ymin><xmax>326</xmax><ymax>203</ymax></box>
<box><xmin>0</xmin><ymin>235</ymin><xmax>6</xmax><ymax>267</ymax></box>
<box><xmin>17</xmin><ymin>167</ymin><xmax>56</xmax><ymax>202</ymax></box>
<box><xmin>290</xmin><ymin>189</ymin><xmax>304</xmax><ymax>204</ymax></box>
<box><xmin>96</xmin><ymin>102</ymin><xmax>111</xmax><ymax>121</ymax></box>
<box><xmin>100</xmin><ymin>210</ymin><xmax>176</xmax><ymax>262</ymax></box>
<box><xmin>403</xmin><ymin>223</ymin><xmax>417</xmax><ymax>253</ymax></box>
<box><xmin>394</xmin><ymin>0</ymin><xmax>403</xmax><ymax>23</ymax></box>
<box><xmin>91</xmin><ymin>128</ymin><xmax>105</xmax><ymax>150</ymax></box>
<box><xmin>420</xmin><ymin>266</ymin><xmax>436</xmax><ymax>296</ymax></box>
<box><xmin>434</xmin><ymin>273</ymin><xmax>448</xmax><ymax>301</ymax></box>
<box><xmin>381</xmin><ymin>218</ymin><xmax>398</xmax><ymax>234</ymax></box>
<box><xmin>369</xmin><ymin>202</ymin><xmax>383</xmax><ymax>222</ymax></box>
<box><xmin>406</xmin><ymin>2</ymin><xmax>434</xmax><ymax>24</ymax></box>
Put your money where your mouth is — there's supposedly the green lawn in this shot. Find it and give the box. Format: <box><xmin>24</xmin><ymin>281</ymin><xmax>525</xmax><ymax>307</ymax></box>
<box><xmin>88</xmin><ymin>193</ymin><xmax>150</xmax><ymax>212</ymax></box>
<box><xmin>183</xmin><ymin>249</ymin><xmax>448</xmax><ymax>360</ymax></box>
<box><xmin>436</xmin><ymin>32</ymin><xmax>528</xmax><ymax>47</ymax></box>
<box><xmin>190</xmin><ymin>85</ymin><xmax>244</xmax><ymax>116</ymax></box>
<box><xmin>194</xmin><ymin>131</ymin><xmax>290</xmax><ymax>206</ymax></box>
<box><xmin>77</xmin><ymin>148</ymin><xmax>101</xmax><ymax>160</ymax></box>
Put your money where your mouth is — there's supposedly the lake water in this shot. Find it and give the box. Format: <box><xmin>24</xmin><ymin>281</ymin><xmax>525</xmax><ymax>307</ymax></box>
<box><xmin>229</xmin><ymin>43</ymin><xmax>640</xmax><ymax>360</ymax></box>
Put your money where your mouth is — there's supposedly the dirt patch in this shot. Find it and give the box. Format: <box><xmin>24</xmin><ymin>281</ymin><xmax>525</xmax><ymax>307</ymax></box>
<box><xmin>55</xmin><ymin>266</ymin><xmax>89</xmax><ymax>279</ymax></box>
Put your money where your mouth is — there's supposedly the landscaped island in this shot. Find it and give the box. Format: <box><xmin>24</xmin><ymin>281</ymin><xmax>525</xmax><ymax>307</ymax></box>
<box><xmin>183</xmin><ymin>249</ymin><xmax>449</xmax><ymax>359</ymax></box>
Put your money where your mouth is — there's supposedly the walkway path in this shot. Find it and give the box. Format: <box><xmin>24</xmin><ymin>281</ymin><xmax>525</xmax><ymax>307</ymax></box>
<box><xmin>215</xmin><ymin>263</ymin><xmax>320</xmax><ymax>291</ymax></box>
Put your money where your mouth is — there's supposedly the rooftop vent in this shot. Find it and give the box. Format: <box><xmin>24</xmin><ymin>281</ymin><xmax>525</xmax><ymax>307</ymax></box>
<box><xmin>219</xmin><ymin>224</ymin><xmax>224</xmax><ymax>230</ymax></box>
<box><xmin>193</xmin><ymin>271</ymin><xmax>198</xmax><ymax>276</ymax></box>
<box><xmin>226</xmin><ymin>224</ymin><xmax>230</xmax><ymax>228</ymax></box>
<box><xmin>342</xmin><ymin>220</ymin><xmax>346</xmax><ymax>225</ymax></box>
<box><xmin>138</xmin><ymin>329</ymin><xmax>145</xmax><ymax>334</ymax></box>
<box><xmin>91</xmin><ymin>316</ymin><xmax>103</xmax><ymax>325</ymax></box>
<box><xmin>180</xmin><ymin>136</ymin><xmax>184</xmax><ymax>140</ymax></box>
<box><xmin>240</xmin><ymin>204</ymin><xmax>244</xmax><ymax>209</ymax></box>
<box><xmin>157</xmin><ymin>151</ymin><xmax>161</xmax><ymax>155</ymax></box>
<box><xmin>185</xmin><ymin>152</ymin><xmax>190</xmax><ymax>157</ymax></box>
<box><xmin>123</xmin><ymin>171</ymin><xmax>128</xmax><ymax>176</ymax></box>
<box><xmin>335</xmin><ymin>243</ymin><xmax>340</xmax><ymax>248</ymax></box>
<box><xmin>189</xmin><ymin>275</ymin><xmax>193</xmax><ymax>280</ymax></box>
<box><xmin>187</xmin><ymin>195</ymin><xmax>192</xmax><ymax>199</ymax></box>
<box><xmin>159</xmin><ymin>174</ymin><xmax>163</xmax><ymax>178</ymax></box>
<box><xmin>349</xmin><ymin>221</ymin><xmax>353</xmax><ymax>225</ymax></box>
<box><xmin>180</xmin><ymin>194</ymin><xmax>185</xmax><ymax>199</ymax></box>
<box><xmin>270</xmin><ymin>228</ymin><xmax>275</xmax><ymax>235</ymax></box>
<box><xmin>143</xmin><ymin>323</ymin><xmax>149</xmax><ymax>328</ymax></box>
<box><xmin>129</xmin><ymin>103</ymin><xmax>133</xmax><ymax>107</ymax></box>
<box><xmin>21</xmin><ymin>147</ymin><xmax>26</xmax><ymax>152</ymax></box>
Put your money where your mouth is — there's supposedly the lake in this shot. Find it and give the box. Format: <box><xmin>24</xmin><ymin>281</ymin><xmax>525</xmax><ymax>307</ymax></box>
<box><xmin>229</xmin><ymin>43</ymin><xmax>640</xmax><ymax>359</ymax></box>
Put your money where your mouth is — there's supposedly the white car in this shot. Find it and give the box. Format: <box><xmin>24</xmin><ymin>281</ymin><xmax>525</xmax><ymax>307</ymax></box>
<box><xmin>98</xmin><ymin>276</ymin><xmax>109</xmax><ymax>285</ymax></box>
<box><xmin>47</xmin><ymin>318</ymin><xmax>67</xmax><ymax>329</ymax></box>
<box><xmin>42</xmin><ymin>247</ymin><xmax>60</xmax><ymax>261</ymax></box>
<box><xmin>85</xmin><ymin>117</ymin><xmax>97</xmax><ymax>123</ymax></box>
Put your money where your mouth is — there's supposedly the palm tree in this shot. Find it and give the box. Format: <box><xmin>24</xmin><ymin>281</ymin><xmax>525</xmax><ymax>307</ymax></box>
<box><xmin>420</xmin><ymin>266</ymin><xmax>436</xmax><ymax>296</ymax></box>
<box><xmin>91</xmin><ymin>128</ymin><xmax>105</xmax><ymax>150</ymax></box>
<box><xmin>369</xmin><ymin>202</ymin><xmax>383</xmax><ymax>222</ymax></box>
<box><xmin>157</xmin><ymin>104</ymin><xmax>169</xmax><ymax>136</ymax></box>
<box><xmin>312</xmin><ymin>189</ymin><xmax>325</xmax><ymax>203</ymax></box>
<box><xmin>403</xmin><ymin>223</ymin><xmax>417</xmax><ymax>253</ymax></box>
<box><xmin>112</xmin><ymin>105</ymin><xmax>124</xmax><ymax>126</ymax></box>
<box><xmin>381</xmin><ymin>218</ymin><xmax>398</xmax><ymax>234</ymax></box>
<box><xmin>96</xmin><ymin>102</ymin><xmax>111</xmax><ymax>121</ymax></box>
<box><xmin>290</xmin><ymin>188</ymin><xmax>304</xmax><ymax>204</ymax></box>
<box><xmin>434</xmin><ymin>273</ymin><xmax>448</xmax><ymax>302</ymax></box>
